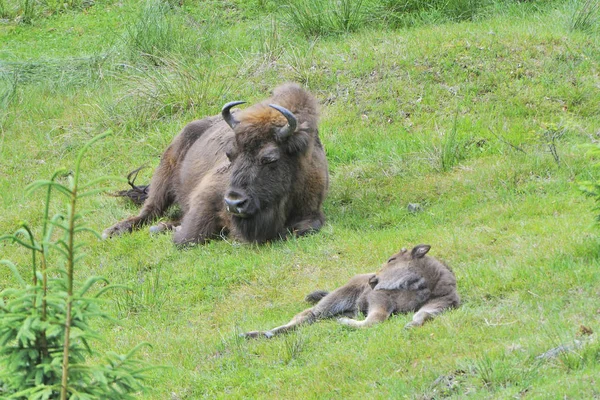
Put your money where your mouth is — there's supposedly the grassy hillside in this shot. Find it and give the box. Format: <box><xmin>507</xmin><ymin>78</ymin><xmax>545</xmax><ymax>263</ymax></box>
<box><xmin>1</xmin><ymin>0</ymin><xmax>600</xmax><ymax>398</ymax></box>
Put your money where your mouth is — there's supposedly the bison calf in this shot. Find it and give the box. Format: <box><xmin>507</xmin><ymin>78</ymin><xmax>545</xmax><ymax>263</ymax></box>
<box><xmin>103</xmin><ymin>83</ymin><xmax>328</xmax><ymax>245</ymax></box>
<box><xmin>243</xmin><ymin>244</ymin><xmax>459</xmax><ymax>338</ymax></box>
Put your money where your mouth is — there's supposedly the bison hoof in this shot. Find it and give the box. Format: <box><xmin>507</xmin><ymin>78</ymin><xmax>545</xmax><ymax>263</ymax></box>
<box><xmin>150</xmin><ymin>222</ymin><xmax>181</xmax><ymax>234</ymax></box>
<box><xmin>149</xmin><ymin>222</ymin><xmax>168</xmax><ymax>234</ymax></box>
<box><xmin>102</xmin><ymin>221</ymin><xmax>134</xmax><ymax>239</ymax></box>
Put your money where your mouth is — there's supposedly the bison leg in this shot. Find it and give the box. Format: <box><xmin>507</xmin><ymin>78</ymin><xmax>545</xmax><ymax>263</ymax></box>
<box><xmin>172</xmin><ymin>206</ymin><xmax>220</xmax><ymax>246</ymax></box>
<box><xmin>103</xmin><ymin>150</ymin><xmax>178</xmax><ymax>239</ymax></box>
<box><xmin>291</xmin><ymin>211</ymin><xmax>325</xmax><ymax>236</ymax></box>
<box><xmin>149</xmin><ymin>220</ymin><xmax>181</xmax><ymax>234</ymax></box>
<box><xmin>405</xmin><ymin>297</ymin><xmax>455</xmax><ymax>329</ymax></box>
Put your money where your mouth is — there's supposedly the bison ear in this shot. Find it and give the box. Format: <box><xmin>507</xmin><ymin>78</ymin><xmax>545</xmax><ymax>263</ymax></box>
<box><xmin>411</xmin><ymin>244</ymin><xmax>431</xmax><ymax>259</ymax></box>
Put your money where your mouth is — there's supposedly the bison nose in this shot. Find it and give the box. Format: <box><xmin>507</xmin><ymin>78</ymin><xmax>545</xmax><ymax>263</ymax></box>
<box><xmin>224</xmin><ymin>194</ymin><xmax>249</xmax><ymax>216</ymax></box>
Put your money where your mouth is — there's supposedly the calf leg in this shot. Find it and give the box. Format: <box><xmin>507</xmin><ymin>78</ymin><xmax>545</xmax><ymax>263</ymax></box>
<box><xmin>243</xmin><ymin>309</ymin><xmax>317</xmax><ymax>339</ymax></box>
<box><xmin>338</xmin><ymin>305</ymin><xmax>391</xmax><ymax>328</ymax></box>
<box><xmin>405</xmin><ymin>298</ymin><xmax>455</xmax><ymax>329</ymax></box>
<box><xmin>243</xmin><ymin>284</ymin><xmax>363</xmax><ymax>339</ymax></box>
<box><xmin>305</xmin><ymin>290</ymin><xmax>329</xmax><ymax>304</ymax></box>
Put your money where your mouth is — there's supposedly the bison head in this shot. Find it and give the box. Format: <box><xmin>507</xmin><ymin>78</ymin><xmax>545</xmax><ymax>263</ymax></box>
<box><xmin>220</xmin><ymin>101</ymin><xmax>310</xmax><ymax>242</ymax></box>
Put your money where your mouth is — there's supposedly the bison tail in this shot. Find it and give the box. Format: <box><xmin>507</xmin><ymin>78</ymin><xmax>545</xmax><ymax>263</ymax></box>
<box><xmin>111</xmin><ymin>166</ymin><xmax>150</xmax><ymax>206</ymax></box>
<box><xmin>304</xmin><ymin>290</ymin><xmax>329</xmax><ymax>304</ymax></box>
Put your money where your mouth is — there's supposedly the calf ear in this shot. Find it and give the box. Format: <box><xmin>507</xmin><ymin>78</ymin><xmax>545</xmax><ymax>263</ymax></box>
<box><xmin>411</xmin><ymin>244</ymin><xmax>431</xmax><ymax>259</ymax></box>
<box><xmin>368</xmin><ymin>274</ymin><xmax>379</xmax><ymax>289</ymax></box>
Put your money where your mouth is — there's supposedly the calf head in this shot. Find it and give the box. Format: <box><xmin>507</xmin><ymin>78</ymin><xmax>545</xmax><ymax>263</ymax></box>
<box><xmin>221</xmin><ymin>101</ymin><xmax>310</xmax><ymax>242</ymax></box>
<box><xmin>368</xmin><ymin>244</ymin><xmax>431</xmax><ymax>290</ymax></box>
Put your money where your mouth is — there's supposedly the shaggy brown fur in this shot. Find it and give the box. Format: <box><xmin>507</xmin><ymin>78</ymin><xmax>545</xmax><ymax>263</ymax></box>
<box><xmin>243</xmin><ymin>244</ymin><xmax>460</xmax><ymax>338</ymax></box>
<box><xmin>103</xmin><ymin>84</ymin><xmax>329</xmax><ymax>245</ymax></box>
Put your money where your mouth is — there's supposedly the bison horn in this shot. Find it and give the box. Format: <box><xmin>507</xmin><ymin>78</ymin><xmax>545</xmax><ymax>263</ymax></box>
<box><xmin>269</xmin><ymin>104</ymin><xmax>297</xmax><ymax>141</ymax></box>
<box><xmin>222</xmin><ymin>101</ymin><xmax>246</xmax><ymax>129</ymax></box>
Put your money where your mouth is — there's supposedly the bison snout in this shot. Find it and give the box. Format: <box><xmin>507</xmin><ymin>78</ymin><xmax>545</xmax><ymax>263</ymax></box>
<box><xmin>224</xmin><ymin>192</ymin><xmax>251</xmax><ymax>217</ymax></box>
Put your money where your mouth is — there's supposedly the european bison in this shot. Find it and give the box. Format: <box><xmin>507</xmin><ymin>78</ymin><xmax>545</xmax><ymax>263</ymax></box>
<box><xmin>103</xmin><ymin>83</ymin><xmax>329</xmax><ymax>245</ymax></box>
<box><xmin>243</xmin><ymin>244</ymin><xmax>460</xmax><ymax>338</ymax></box>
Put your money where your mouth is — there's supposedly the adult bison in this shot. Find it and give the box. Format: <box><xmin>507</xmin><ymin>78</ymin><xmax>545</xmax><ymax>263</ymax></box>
<box><xmin>103</xmin><ymin>83</ymin><xmax>329</xmax><ymax>245</ymax></box>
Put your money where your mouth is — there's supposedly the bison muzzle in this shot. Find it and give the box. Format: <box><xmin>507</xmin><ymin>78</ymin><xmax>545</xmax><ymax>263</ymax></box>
<box><xmin>103</xmin><ymin>83</ymin><xmax>329</xmax><ymax>245</ymax></box>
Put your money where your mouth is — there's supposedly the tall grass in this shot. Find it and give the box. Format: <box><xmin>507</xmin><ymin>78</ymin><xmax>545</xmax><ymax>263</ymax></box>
<box><xmin>285</xmin><ymin>0</ymin><xmax>373</xmax><ymax>37</ymax></box>
<box><xmin>40</xmin><ymin>0</ymin><xmax>93</xmax><ymax>14</ymax></box>
<box><xmin>258</xmin><ymin>16</ymin><xmax>283</xmax><ymax>62</ymax></box>
<box><xmin>123</xmin><ymin>0</ymin><xmax>177</xmax><ymax>64</ymax></box>
<box><xmin>568</xmin><ymin>0</ymin><xmax>599</xmax><ymax>32</ymax></box>
<box><xmin>2</xmin><ymin>0</ymin><xmax>91</xmax><ymax>21</ymax></box>
<box><xmin>98</xmin><ymin>56</ymin><xmax>232</xmax><ymax>130</ymax></box>
<box><xmin>284</xmin><ymin>0</ymin><xmax>553</xmax><ymax>35</ymax></box>
<box><xmin>380</xmin><ymin>0</ymin><xmax>491</xmax><ymax>27</ymax></box>
<box><xmin>0</xmin><ymin>0</ymin><xmax>7</xmax><ymax>17</ymax></box>
<box><xmin>19</xmin><ymin>0</ymin><xmax>36</xmax><ymax>23</ymax></box>
<box><xmin>439</xmin><ymin>110</ymin><xmax>465</xmax><ymax>172</ymax></box>
<box><xmin>0</xmin><ymin>71</ymin><xmax>18</xmax><ymax>111</ymax></box>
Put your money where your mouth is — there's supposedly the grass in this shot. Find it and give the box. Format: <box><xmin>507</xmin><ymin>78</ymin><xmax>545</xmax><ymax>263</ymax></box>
<box><xmin>284</xmin><ymin>0</ymin><xmax>371</xmax><ymax>37</ymax></box>
<box><xmin>1</xmin><ymin>0</ymin><xmax>600</xmax><ymax>398</ymax></box>
<box><xmin>568</xmin><ymin>0</ymin><xmax>600</xmax><ymax>33</ymax></box>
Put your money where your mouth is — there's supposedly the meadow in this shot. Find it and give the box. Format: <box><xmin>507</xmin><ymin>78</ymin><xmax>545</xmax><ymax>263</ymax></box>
<box><xmin>1</xmin><ymin>0</ymin><xmax>600</xmax><ymax>398</ymax></box>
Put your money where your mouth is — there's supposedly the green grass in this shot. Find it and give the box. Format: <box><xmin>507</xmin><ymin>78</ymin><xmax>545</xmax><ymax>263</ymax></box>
<box><xmin>2</xmin><ymin>0</ymin><xmax>600</xmax><ymax>398</ymax></box>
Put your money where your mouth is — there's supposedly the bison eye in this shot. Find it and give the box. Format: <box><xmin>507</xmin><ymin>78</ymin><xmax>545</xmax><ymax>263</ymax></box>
<box><xmin>260</xmin><ymin>155</ymin><xmax>279</xmax><ymax>165</ymax></box>
<box><xmin>225</xmin><ymin>150</ymin><xmax>234</xmax><ymax>161</ymax></box>
<box><xmin>387</xmin><ymin>257</ymin><xmax>397</xmax><ymax>263</ymax></box>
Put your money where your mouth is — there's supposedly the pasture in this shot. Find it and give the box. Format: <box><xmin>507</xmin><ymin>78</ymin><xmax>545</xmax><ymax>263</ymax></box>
<box><xmin>1</xmin><ymin>0</ymin><xmax>599</xmax><ymax>398</ymax></box>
